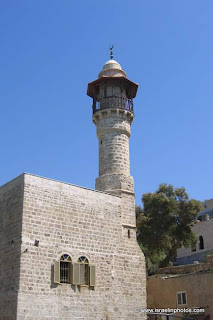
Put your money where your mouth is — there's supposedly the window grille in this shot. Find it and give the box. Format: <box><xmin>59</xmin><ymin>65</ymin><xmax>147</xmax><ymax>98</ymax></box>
<box><xmin>60</xmin><ymin>254</ymin><xmax>72</xmax><ymax>284</ymax></box>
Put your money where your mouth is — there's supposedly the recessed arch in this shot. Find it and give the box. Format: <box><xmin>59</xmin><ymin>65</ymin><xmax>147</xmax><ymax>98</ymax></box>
<box><xmin>199</xmin><ymin>236</ymin><xmax>204</xmax><ymax>250</ymax></box>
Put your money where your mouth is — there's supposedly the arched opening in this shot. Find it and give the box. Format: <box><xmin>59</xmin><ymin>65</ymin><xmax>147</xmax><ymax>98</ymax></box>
<box><xmin>78</xmin><ymin>256</ymin><xmax>89</xmax><ymax>285</ymax></box>
<box><xmin>199</xmin><ymin>236</ymin><xmax>204</xmax><ymax>250</ymax></box>
<box><xmin>60</xmin><ymin>254</ymin><xmax>72</xmax><ymax>284</ymax></box>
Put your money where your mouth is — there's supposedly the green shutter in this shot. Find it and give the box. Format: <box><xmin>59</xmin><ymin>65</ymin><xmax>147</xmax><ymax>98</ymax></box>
<box><xmin>54</xmin><ymin>260</ymin><xmax>60</xmax><ymax>284</ymax></box>
<box><xmin>79</xmin><ymin>264</ymin><xmax>85</xmax><ymax>285</ymax></box>
<box><xmin>72</xmin><ymin>263</ymin><xmax>80</xmax><ymax>285</ymax></box>
<box><xmin>90</xmin><ymin>265</ymin><xmax>96</xmax><ymax>286</ymax></box>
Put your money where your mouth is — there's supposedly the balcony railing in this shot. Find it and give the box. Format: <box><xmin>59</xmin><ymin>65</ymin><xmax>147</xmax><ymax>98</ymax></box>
<box><xmin>92</xmin><ymin>96</ymin><xmax>134</xmax><ymax>115</ymax></box>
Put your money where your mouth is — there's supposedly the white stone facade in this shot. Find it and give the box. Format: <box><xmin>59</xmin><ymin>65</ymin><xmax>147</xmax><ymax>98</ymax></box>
<box><xmin>176</xmin><ymin>218</ymin><xmax>213</xmax><ymax>265</ymax></box>
<box><xmin>0</xmin><ymin>58</ymin><xmax>147</xmax><ymax>319</ymax></box>
<box><xmin>0</xmin><ymin>173</ymin><xmax>146</xmax><ymax>320</ymax></box>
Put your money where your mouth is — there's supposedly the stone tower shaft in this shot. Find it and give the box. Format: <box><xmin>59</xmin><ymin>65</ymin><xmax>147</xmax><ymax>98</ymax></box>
<box><xmin>87</xmin><ymin>59</ymin><xmax>138</xmax><ymax>202</ymax></box>
<box><xmin>94</xmin><ymin>109</ymin><xmax>134</xmax><ymax>195</ymax></box>
<box><xmin>96</xmin><ymin>111</ymin><xmax>131</xmax><ymax>177</ymax></box>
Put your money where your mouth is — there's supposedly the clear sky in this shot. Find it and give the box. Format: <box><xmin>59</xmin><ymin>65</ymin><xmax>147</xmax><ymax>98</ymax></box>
<box><xmin>0</xmin><ymin>0</ymin><xmax>212</xmax><ymax>205</ymax></box>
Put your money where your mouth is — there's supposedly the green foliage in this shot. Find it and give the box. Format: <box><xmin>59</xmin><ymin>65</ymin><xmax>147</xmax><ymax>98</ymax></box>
<box><xmin>136</xmin><ymin>184</ymin><xmax>202</xmax><ymax>274</ymax></box>
<box><xmin>201</xmin><ymin>251</ymin><xmax>213</xmax><ymax>263</ymax></box>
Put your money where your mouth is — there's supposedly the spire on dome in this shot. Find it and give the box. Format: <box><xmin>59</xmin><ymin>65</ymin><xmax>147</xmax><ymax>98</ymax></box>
<box><xmin>98</xmin><ymin>48</ymin><xmax>126</xmax><ymax>78</ymax></box>
<box><xmin>109</xmin><ymin>45</ymin><xmax>114</xmax><ymax>60</ymax></box>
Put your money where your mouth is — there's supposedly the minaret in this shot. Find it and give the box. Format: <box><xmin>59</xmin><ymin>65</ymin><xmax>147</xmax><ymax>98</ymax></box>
<box><xmin>87</xmin><ymin>52</ymin><xmax>138</xmax><ymax>226</ymax></box>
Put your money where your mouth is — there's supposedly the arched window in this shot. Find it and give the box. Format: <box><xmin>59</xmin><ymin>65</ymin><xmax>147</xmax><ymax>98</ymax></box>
<box><xmin>53</xmin><ymin>254</ymin><xmax>72</xmax><ymax>284</ymax></box>
<box><xmin>60</xmin><ymin>254</ymin><xmax>72</xmax><ymax>283</ymax></box>
<box><xmin>78</xmin><ymin>256</ymin><xmax>89</xmax><ymax>285</ymax></box>
<box><xmin>54</xmin><ymin>254</ymin><xmax>96</xmax><ymax>286</ymax></box>
<box><xmin>199</xmin><ymin>236</ymin><xmax>204</xmax><ymax>250</ymax></box>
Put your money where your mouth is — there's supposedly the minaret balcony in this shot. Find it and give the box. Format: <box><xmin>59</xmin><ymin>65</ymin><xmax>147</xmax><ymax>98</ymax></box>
<box><xmin>92</xmin><ymin>96</ymin><xmax>134</xmax><ymax>115</ymax></box>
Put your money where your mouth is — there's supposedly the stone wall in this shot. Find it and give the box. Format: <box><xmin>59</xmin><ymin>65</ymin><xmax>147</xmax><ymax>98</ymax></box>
<box><xmin>0</xmin><ymin>175</ymin><xmax>24</xmax><ymax>320</ymax></box>
<box><xmin>176</xmin><ymin>218</ymin><xmax>213</xmax><ymax>263</ymax></box>
<box><xmin>147</xmin><ymin>271</ymin><xmax>213</xmax><ymax>319</ymax></box>
<box><xmin>155</xmin><ymin>255</ymin><xmax>213</xmax><ymax>275</ymax></box>
<box><xmin>16</xmin><ymin>173</ymin><xmax>146</xmax><ymax>320</ymax></box>
<box><xmin>203</xmin><ymin>198</ymin><xmax>213</xmax><ymax>209</ymax></box>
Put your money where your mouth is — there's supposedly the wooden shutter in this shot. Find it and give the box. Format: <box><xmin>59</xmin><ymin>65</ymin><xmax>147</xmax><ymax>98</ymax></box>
<box><xmin>72</xmin><ymin>263</ymin><xmax>80</xmax><ymax>285</ymax></box>
<box><xmin>79</xmin><ymin>264</ymin><xmax>85</xmax><ymax>285</ymax></box>
<box><xmin>68</xmin><ymin>262</ymin><xmax>72</xmax><ymax>284</ymax></box>
<box><xmin>53</xmin><ymin>260</ymin><xmax>60</xmax><ymax>284</ymax></box>
<box><xmin>89</xmin><ymin>265</ymin><xmax>96</xmax><ymax>286</ymax></box>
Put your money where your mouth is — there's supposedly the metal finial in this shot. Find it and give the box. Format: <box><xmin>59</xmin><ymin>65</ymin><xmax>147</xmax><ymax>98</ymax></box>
<box><xmin>109</xmin><ymin>45</ymin><xmax>114</xmax><ymax>60</ymax></box>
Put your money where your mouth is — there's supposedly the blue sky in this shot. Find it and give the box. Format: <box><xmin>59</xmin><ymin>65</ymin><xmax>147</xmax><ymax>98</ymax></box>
<box><xmin>0</xmin><ymin>0</ymin><xmax>212</xmax><ymax>205</ymax></box>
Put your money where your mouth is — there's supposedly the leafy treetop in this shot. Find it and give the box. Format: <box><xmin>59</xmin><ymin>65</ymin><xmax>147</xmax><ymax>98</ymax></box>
<box><xmin>136</xmin><ymin>184</ymin><xmax>202</xmax><ymax>274</ymax></box>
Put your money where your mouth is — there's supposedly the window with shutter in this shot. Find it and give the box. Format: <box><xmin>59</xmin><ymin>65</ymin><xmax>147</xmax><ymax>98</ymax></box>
<box><xmin>54</xmin><ymin>254</ymin><xmax>72</xmax><ymax>284</ymax></box>
<box><xmin>54</xmin><ymin>254</ymin><xmax>94</xmax><ymax>287</ymax></box>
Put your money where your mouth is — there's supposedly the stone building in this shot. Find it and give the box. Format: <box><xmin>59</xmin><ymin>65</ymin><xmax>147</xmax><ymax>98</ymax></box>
<box><xmin>147</xmin><ymin>256</ymin><xmax>213</xmax><ymax>320</ymax></box>
<box><xmin>0</xmin><ymin>57</ymin><xmax>147</xmax><ymax>319</ymax></box>
<box><xmin>176</xmin><ymin>203</ymin><xmax>213</xmax><ymax>265</ymax></box>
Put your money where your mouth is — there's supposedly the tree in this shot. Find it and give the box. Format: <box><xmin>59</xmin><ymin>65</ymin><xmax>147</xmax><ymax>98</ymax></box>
<box><xmin>136</xmin><ymin>184</ymin><xmax>202</xmax><ymax>274</ymax></box>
